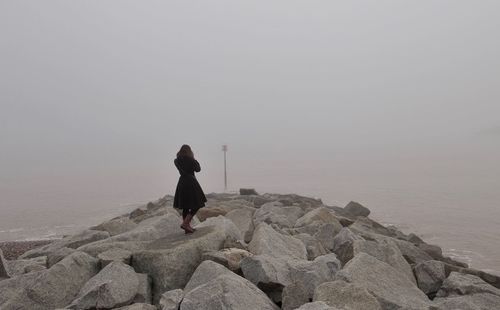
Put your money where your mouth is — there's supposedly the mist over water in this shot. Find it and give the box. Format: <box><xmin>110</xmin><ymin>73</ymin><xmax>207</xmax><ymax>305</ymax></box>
<box><xmin>1</xmin><ymin>1</ymin><xmax>500</xmax><ymax>274</ymax></box>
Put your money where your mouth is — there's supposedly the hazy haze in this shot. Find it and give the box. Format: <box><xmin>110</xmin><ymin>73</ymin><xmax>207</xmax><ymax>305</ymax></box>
<box><xmin>1</xmin><ymin>2</ymin><xmax>500</xmax><ymax>270</ymax></box>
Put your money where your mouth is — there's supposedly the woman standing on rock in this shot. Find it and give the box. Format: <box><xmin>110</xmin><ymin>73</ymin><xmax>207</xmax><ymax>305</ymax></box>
<box><xmin>174</xmin><ymin>144</ymin><xmax>207</xmax><ymax>234</ymax></box>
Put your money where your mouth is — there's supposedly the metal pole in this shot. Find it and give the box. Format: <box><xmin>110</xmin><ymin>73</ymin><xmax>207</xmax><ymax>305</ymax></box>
<box><xmin>222</xmin><ymin>145</ymin><xmax>228</xmax><ymax>191</ymax></box>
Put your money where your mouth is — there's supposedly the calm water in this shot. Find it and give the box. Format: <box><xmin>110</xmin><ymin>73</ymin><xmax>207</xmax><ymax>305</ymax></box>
<box><xmin>1</xmin><ymin>169</ymin><xmax>499</xmax><ymax>276</ymax></box>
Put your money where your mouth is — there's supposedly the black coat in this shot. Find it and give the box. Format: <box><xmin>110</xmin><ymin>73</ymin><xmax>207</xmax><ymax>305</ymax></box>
<box><xmin>173</xmin><ymin>156</ymin><xmax>207</xmax><ymax>211</ymax></box>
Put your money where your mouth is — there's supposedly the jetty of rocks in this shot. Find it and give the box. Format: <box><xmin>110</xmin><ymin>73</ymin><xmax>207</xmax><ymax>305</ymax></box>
<box><xmin>1</xmin><ymin>191</ymin><xmax>499</xmax><ymax>309</ymax></box>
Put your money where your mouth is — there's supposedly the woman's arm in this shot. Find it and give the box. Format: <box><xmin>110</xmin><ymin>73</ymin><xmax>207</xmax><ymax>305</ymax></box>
<box><xmin>193</xmin><ymin>160</ymin><xmax>201</xmax><ymax>172</ymax></box>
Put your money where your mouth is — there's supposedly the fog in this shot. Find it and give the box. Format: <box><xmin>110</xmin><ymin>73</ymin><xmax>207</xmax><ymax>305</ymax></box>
<box><xmin>1</xmin><ymin>1</ymin><xmax>499</xmax><ymax>221</ymax></box>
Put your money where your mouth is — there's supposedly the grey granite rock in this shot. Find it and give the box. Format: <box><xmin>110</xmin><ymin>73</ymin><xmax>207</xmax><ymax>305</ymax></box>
<box><xmin>314</xmin><ymin>280</ymin><xmax>381</xmax><ymax>310</ymax></box>
<box><xmin>248</xmin><ymin>223</ymin><xmax>307</xmax><ymax>260</ymax></box>
<box><xmin>344</xmin><ymin>201</ymin><xmax>370</xmax><ymax>217</ymax></box>
<box><xmin>414</xmin><ymin>260</ymin><xmax>447</xmax><ymax>295</ymax></box>
<box><xmin>159</xmin><ymin>289</ymin><xmax>183</xmax><ymax>310</ymax></box>
<box><xmin>67</xmin><ymin>261</ymin><xmax>140</xmax><ymax>309</ymax></box>
<box><xmin>336</xmin><ymin>253</ymin><xmax>432</xmax><ymax>309</ymax></box>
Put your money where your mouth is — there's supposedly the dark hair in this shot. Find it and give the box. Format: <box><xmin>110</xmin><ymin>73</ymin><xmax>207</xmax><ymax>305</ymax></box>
<box><xmin>177</xmin><ymin>144</ymin><xmax>194</xmax><ymax>158</ymax></box>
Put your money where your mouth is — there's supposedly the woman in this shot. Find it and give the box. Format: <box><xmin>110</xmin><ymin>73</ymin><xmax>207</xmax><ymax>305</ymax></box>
<box><xmin>173</xmin><ymin>145</ymin><xmax>207</xmax><ymax>234</ymax></box>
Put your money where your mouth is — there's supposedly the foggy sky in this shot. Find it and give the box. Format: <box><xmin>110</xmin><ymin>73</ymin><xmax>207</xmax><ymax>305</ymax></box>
<box><xmin>1</xmin><ymin>1</ymin><xmax>500</xmax><ymax>206</ymax></box>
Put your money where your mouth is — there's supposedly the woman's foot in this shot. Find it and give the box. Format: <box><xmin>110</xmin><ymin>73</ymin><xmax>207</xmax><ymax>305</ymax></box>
<box><xmin>180</xmin><ymin>223</ymin><xmax>194</xmax><ymax>234</ymax></box>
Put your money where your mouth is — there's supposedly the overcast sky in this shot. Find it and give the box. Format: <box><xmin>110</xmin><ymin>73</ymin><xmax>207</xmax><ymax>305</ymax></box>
<box><xmin>1</xmin><ymin>1</ymin><xmax>499</xmax><ymax>207</ymax></box>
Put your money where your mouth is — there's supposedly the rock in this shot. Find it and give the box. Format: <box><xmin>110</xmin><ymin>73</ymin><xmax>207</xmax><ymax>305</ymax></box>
<box><xmin>296</xmin><ymin>301</ymin><xmax>340</xmax><ymax>310</ymax></box>
<box><xmin>282</xmin><ymin>282</ymin><xmax>309</xmax><ymax>310</ymax></box>
<box><xmin>436</xmin><ymin>272</ymin><xmax>500</xmax><ymax>298</ymax></box>
<box><xmin>344</xmin><ymin>201</ymin><xmax>370</xmax><ymax>217</ymax></box>
<box><xmin>441</xmin><ymin>266</ymin><xmax>500</xmax><ymax>290</ymax></box>
<box><xmin>394</xmin><ymin>239</ymin><xmax>434</xmax><ymax>265</ymax></box>
<box><xmin>240</xmin><ymin>188</ymin><xmax>258</xmax><ymax>195</ymax></box>
<box><xmin>253</xmin><ymin>201</ymin><xmax>304</xmax><ymax>228</ymax></box>
<box><xmin>241</xmin><ymin>253</ymin><xmax>340</xmax><ymax>303</ymax></box>
<box><xmin>0</xmin><ymin>248</ymin><xmax>10</xmax><ymax>278</ymax></box>
<box><xmin>180</xmin><ymin>261</ymin><xmax>279</xmax><ymax>310</ymax></box>
<box><xmin>159</xmin><ymin>289</ymin><xmax>183</xmax><ymax>310</ymax></box>
<box><xmin>418</xmin><ymin>243</ymin><xmax>444</xmax><ymax>260</ymax></box>
<box><xmin>91</xmin><ymin>216</ymin><xmax>138</xmax><ymax>236</ymax></box>
<box><xmin>295</xmin><ymin>207</ymin><xmax>342</xmax><ymax>229</ymax></box>
<box><xmin>294</xmin><ymin>233</ymin><xmax>328</xmax><ymax>260</ymax></box>
<box><xmin>98</xmin><ymin>248</ymin><xmax>132</xmax><ymax>268</ymax></box>
<box><xmin>314</xmin><ymin>280</ymin><xmax>381</xmax><ymax>310</ymax></box>
<box><xmin>132</xmin><ymin>226</ymin><xmax>227</xmax><ymax>303</ymax></box>
<box><xmin>20</xmin><ymin>230</ymin><xmax>110</xmax><ymax>259</ymax></box>
<box><xmin>194</xmin><ymin>215</ymin><xmax>242</xmax><ymax>241</ymax></box>
<box><xmin>290</xmin><ymin>254</ymin><xmax>341</xmax><ymax>298</ymax></box>
<box><xmin>434</xmin><ymin>293</ymin><xmax>500</xmax><ymax>310</ymax></box>
<box><xmin>335</xmin><ymin>237</ymin><xmax>416</xmax><ymax>284</ymax></box>
<box><xmin>408</xmin><ymin>233</ymin><xmax>425</xmax><ymax>245</ymax></box>
<box><xmin>434</xmin><ymin>272</ymin><xmax>500</xmax><ymax>309</ymax></box>
<box><xmin>313</xmin><ymin>223</ymin><xmax>340</xmax><ymax>252</ymax></box>
<box><xmin>6</xmin><ymin>256</ymin><xmax>47</xmax><ymax>276</ymax></box>
<box><xmin>225</xmin><ymin>208</ymin><xmax>255</xmax><ymax>243</ymax></box>
<box><xmin>46</xmin><ymin>247</ymin><xmax>76</xmax><ymax>267</ymax></box>
<box><xmin>240</xmin><ymin>254</ymin><xmax>292</xmax><ymax>298</ymax></box>
<box><xmin>196</xmin><ymin>207</ymin><xmax>228</xmax><ymax>221</ymax></box>
<box><xmin>77</xmin><ymin>240</ymin><xmax>150</xmax><ymax>257</ymax></box>
<box><xmin>202</xmin><ymin>248</ymin><xmax>252</xmax><ymax>272</ymax></box>
<box><xmin>67</xmin><ymin>262</ymin><xmax>140</xmax><ymax>309</ymax></box>
<box><xmin>0</xmin><ymin>251</ymin><xmax>99</xmax><ymax>310</ymax></box>
<box><xmin>133</xmin><ymin>273</ymin><xmax>152</xmax><ymax>304</ymax></box>
<box><xmin>349</xmin><ymin>216</ymin><xmax>395</xmax><ymax>238</ymax></box>
<box><xmin>331</xmin><ymin>227</ymin><xmax>364</xmax><ymax>265</ymax></box>
<box><xmin>223</xmin><ymin>236</ymin><xmax>248</xmax><ymax>250</ymax></box>
<box><xmin>106</xmin><ymin>214</ymin><xmax>181</xmax><ymax>242</ymax></box>
<box><xmin>336</xmin><ymin>253</ymin><xmax>432</xmax><ymax>309</ymax></box>
<box><xmin>249</xmin><ymin>223</ymin><xmax>307</xmax><ymax>260</ymax></box>
<box><xmin>414</xmin><ymin>260</ymin><xmax>447</xmax><ymax>296</ymax></box>
<box><xmin>115</xmin><ymin>303</ymin><xmax>158</xmax><ymax>310</ymax></box>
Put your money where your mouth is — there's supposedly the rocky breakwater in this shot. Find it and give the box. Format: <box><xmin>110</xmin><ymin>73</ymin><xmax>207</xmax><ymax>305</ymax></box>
<box><xmin>1</xmin><ymin>191</ymin><xmax>500</xmax><ymax>309</ymax></box>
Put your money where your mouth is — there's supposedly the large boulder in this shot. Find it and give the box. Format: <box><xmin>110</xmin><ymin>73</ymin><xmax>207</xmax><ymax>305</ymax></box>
<box><xmin>343</xmin><ymin>201</ymin><xmax>370</xmax><ymax>217</ymax></box>
<box><xmin>133</xmin><ymin>273</ymin><xmax>152</xmax><ymax>304</ymax></box>
<box><xmin>115</xmin><ymin>303</ymin><xmax>158</xmax><ymax>310</ymax></box>
<box><xmin>331</xmin><ymin>227</ymin><xmax>364</xmax><ymax>265</ymax></box>
<box><xmin>248</xmin><ymin>223</ymin><xmax>307</xmax><ymax>260</ymax></box>
<box><xmin>240</xmin><ymin>188</ymin><xmax>258</xmax><ymax>195</ymax></box>
<box><xmin>201</xmin><ymin>248</ymin><xmax>252</xmax><ymax>272</ymax></box>
<box><xmin>336</xmin><ymin>253</ymin><xmax>432</xmax><ymax>309</ymax></box>
<box><xmin>180</xmin><ymin>260</ymin><xmax>279</xmax><ymax>310</ymax></box>
<box><xmin>294</xmin><ymin>233</ymin><xmax>328</xmax><ymax>260</ymax></box>
<box><xmin>313</xmin><ymin>223</ymin><xmax>341</xmax><ymax>252</ymax></box>
<box><xmin>434</xmin><ymin>272</ymin><xmax>500</xmax><ymax>309</ymax></box>
<box><xmin>46</xmin><ymin>247</ymin><xmax>76</xmax><ymax>267</ymax></box>
<box><xmin>67</xmin><ymin>262</ymin><xmax>140</xmax><ymax>309</ymax></box>
<box><xmin>436</xmin><ymin>272</ymin><xmax>500</xmax><ymax>298</ymax></box>
<box><xmin>241</xmin><ymin>254</ymin><xmax>340</xmax><ymax>303</ymax></box>
<box><xmin>105</xmin><ymin>214</ymin><xmax>181</xmax><ymax>242</ymax></box>
<box><xmin>394</xmin><ymin>239</ymin><xmax>434</xmax><ymax>265</ymax></box>
<box><xmin>282</xmin><ymin>282</ymin><xmax>309</xmax><ymax>310</ymax></box>
<box><xmin>336</xmin><ymin>237</ymin><xmax>416</xmax><ymax>284</ymax></box>
<box><xmin>225</xmin><ymin>208</ymin><xmax>255</xmax><ymax>243</ymax></box>
<box><xmin>159</xmin><ymin>289</ymin><xmax>183</xmax><ymax>310</ymax></box>
<box><xmin>314</xmin><ymin>280</ymin><xmax>381</xmax><ymax>310</ymax></box>
<box><xmin>6</xmin><ymin>256</ymin><xmax>47</xmax><ymax>276</ymax></box>
<box><xmin>91</xmin><ymin>216</ymin><xmax>138</xmax><ymax>236</ymax></box>
<box><xmin>295</xmin><ymin>207</ymin><xmax>342</xmax><ymax>229</ymax></box>
<box><xmin>132</xmin><ymin>226</ymin><xmax>228</xmax><ymax>303</ymax></box>
<box><xmin>20</xmin><ymin>230</ymin><xmax>110</xmax><ymax>259</ymax></box>
<box><xmin>0</xmin><ymin>252</ymin><xmax>99</xmax><ymax>310</ymax></box>
<box><xmin>97</xmin><ymin>248</ymin><xmax>132</xmax><ymax>268</ymax></box>
<box><xmin>296</xmin><ymin>301</ymin><xmax>340</xmax><ymax>310</ymax></box>
<box><xmin>414</xmin><ymin>260</ymin><xmax>447</xmax><ymax>296</ymax></box>
<box><xmin>196</xmin><ymin>207</ymin><xmax>228</xmax><ymax>221</ymax></box>
<box><xmin>0</xmin><ymin>248</ymin><xmax>10</xmax><ymax>278</ymax></box>
<box><xmin>253</xmin><ymin>201</ymin><xmax>304</xmax><ymax>228</ymax></box>
<box><xmin>194</xmin><ymin>215</ymin><xmax>242</xmax><ymax>241</ymax></box>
